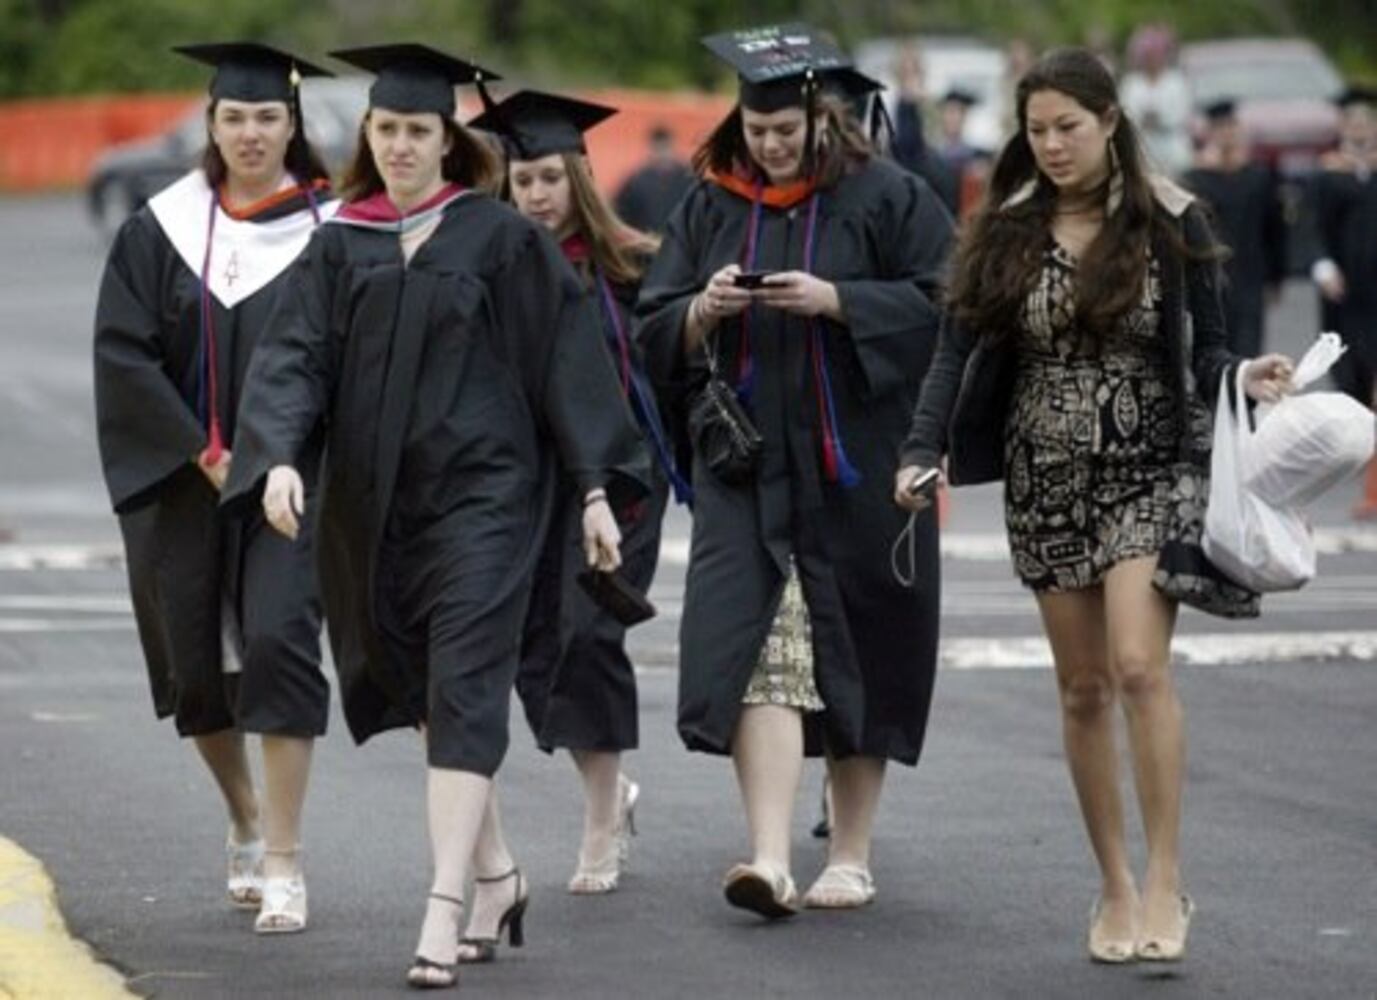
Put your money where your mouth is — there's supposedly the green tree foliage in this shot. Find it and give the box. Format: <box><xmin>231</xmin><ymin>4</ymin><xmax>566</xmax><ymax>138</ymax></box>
<box><xmin>1</xmin><ymin>0</ymin><xmax>1371</xmax><ymax>99</ymax></box>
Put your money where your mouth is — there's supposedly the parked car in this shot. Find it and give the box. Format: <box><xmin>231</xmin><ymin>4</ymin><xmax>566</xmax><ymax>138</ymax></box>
<box><xmin>87</xmin><ymin>77</ymin><xmax>370</xmax><ymax>232</ymax></box>
<box><xmin>1180</xmin><ymin>37</ymin><xmax>1343</xmax><ymax>174</ymax></box>
<box><xmin>853</xmin><ymin>34</ymin><xmax>1009</xmax><ymax>154</ymax></box>
<box><xmin>1180</xmin><ymin>38</ymin><xmax>1344</xmax><ymax>273</ymax></box>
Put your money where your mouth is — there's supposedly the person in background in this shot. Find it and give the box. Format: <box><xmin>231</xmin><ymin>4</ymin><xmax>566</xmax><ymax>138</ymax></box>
<box><xmin>1119</xmin><ymin>25</ymin><xmax>1192</xmax><ymax>177</ymax></box>
<box><xmin>1311</xmin><ymin>85</ymin><xmax>1377</xmax><ymax>518</ymax></box>
<box><xmin>638</xmin><ymin>24</ymin><xmax>952</xmax><ymax>920</ymax></box>
<box><xmin>892</xmin><ymin>44</ymin><xmax>960</xmax><ymax>216</ymax></box>
<box><xmin>898</xmin><ymin>48</ymin><xmax>1294</xmax><ymax>966</ymax></box>
<box><xmin>93</xmin><ymin>42</ymin><xmax>335</xmax><ymax>936</ymax></box>
<box><xmin>1183</xmin><ymin>99</ymin><xmax>1287</xmax><ymax>357</ymax></box>
<box><xmin>613</xmin><ymin>123</ymin><xmax>695</xmax><ymax>234</ymax></box>
<box><xmin>467</xmin><ymin>88</ymin><xmax>686</xmax><ymax>908</ymax></box>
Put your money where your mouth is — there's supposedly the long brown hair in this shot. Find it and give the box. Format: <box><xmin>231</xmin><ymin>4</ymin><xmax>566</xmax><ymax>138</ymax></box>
<box><xmin>691</xmin><ymin>92</ymin><xmax>872</xmax><ymax>189</ymax></box>
<box><xmin>563</xmin><ymin>153</ymin><xmax>659</xmax><ymax>285</ymax></box>
<box><xmin>340</xmin><ymin>113</ymin><xmax>501</xmax><ymax>201</ymax></box>
<box><xmin>201</xmin><ymin>99</ymin><xmax>330</xmax><ymax>189</ymax></box>
<box><xmin>948</xmin><ymin>47</ymin><xmax>1211</xmax><ymax>340</ymax></box>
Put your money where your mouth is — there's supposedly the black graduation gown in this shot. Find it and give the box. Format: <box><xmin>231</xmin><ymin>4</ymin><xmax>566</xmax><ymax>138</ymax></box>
<box><xmin>223</xmin><ymin>193</ymin><xmax>649</xmax><ymax>775</ymax></box>
<box><xmin>637</xmin><ymin>158</ymin><xmax>953</xmax><ymax>764</ymax></box>
<box><xmin>518</xmin><ymin>267</ymin><xmax>677</xmax><ymax>753</ymax></box>
<box><xmin>1310</xmin><ymin>165</ymin><xmax>1377</xmax><ymax>402</ymax></box>
<box><xmin>93</xmin><ymin>174</ymin><xmax>329</xmax><ymax>737</ymax></box>
<box><xmin>1183</xmin><ymin>163</ymin><xmax>1286</xmax><ymax>357</ymax></box>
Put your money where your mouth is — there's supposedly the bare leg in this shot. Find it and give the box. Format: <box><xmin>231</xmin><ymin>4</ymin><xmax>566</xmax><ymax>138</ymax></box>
<box><xmin>193</xmin><ymin>729</ymin><xmax>259</xmax><ymax>842</ymax></box>
<box><xmin>412</xmin><ymin>767</ymin><xmax>492</xmax><ymax>978</ymax></box>
<box><xmin>731</xmin><ymin>705</ymin><xmax>803</xmax><ymax>877</ymax></box>
<box><xmin>259</xmin><ymin>736</ymin><xmax>313</xmax><ymax>880</ymax></box>
<box><xmin>1037</xmin><ymin>587</ymin><xmax>1139</xmax><ymax>951</ymax></box>
<box><xmin>1103</xmin><ymin>557</ymin><xmax>1186</xmax><ymax>947</ymax></box>
<box><xmin>571</xmin><ymin>749</ymin><xmax>622</xmax><ymax>871</ymax></box>
<box><xmin>824</xmin><ymin>755</ymin><xmax>886</xmax><ymax>869</ymax></box>
<box><xmin>455</xmin><ymin>784</ymin><xmax>526</xmax><ymax>961</ymax></box>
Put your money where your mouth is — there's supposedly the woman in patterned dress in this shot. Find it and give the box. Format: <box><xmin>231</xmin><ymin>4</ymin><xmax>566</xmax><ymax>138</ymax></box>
<box><xmin>897</xmin><ymin>49</ymin><xmax>1294</xmax><ymax>964</ymax></box>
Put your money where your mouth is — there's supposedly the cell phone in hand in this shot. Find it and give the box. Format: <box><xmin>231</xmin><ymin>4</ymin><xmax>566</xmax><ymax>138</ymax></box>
<box><xmin>906</xmin><ymin>467</ymin><xmax>941</xmax><ymax>498</ymax></box>
<box><xmin>733</xmin><ymin>270</ymin><xmax>777</xmax><ymax>289</ymax></box>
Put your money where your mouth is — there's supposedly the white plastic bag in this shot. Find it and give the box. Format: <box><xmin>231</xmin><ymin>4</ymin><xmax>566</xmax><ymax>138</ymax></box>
<box><xmin>1242</xmin><ymin>333</ymin><xmax>1376</xmax><ymax>507</ymax></box>
<box><xmin>1202</xmin><ymin>366</ymin><xmax>1315</xmax><ymax>592</ymax></box>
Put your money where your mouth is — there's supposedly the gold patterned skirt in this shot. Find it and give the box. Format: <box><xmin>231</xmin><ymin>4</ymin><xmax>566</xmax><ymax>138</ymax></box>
<box><xmin>742</xmin><ymin>565</ymin><xmax>824</xmax><ymax>712</ymax></box>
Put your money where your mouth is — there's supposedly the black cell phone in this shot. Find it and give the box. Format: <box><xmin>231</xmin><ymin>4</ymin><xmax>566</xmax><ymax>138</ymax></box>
<box><xmin>733</xmin><ymin>270</ymin><xmax>777</xmax><ymax>289</ymax></box>
<box><xmin>906</xmin><ymin>467</ymin><xmax>941</xmax><ymax>498</ymax></box>
<box><xmin>576</xmin><ymin>569</ymin><xmax>657</xmax><ymax>626</ymax></box>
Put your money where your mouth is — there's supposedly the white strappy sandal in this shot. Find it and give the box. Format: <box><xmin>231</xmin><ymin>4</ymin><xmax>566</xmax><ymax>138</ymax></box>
<box><xmin>254</xmin><ymin>848</ymin><xmax>308</xmax><ymax>934</ymax></box>
<box><xmin>226</xmin><ymin>833</ymin><xmax>264</xmax><ymax>910</ymax></box>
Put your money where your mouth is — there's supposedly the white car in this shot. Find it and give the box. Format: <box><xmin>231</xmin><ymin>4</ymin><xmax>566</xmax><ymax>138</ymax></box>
<box><xmin>853</xmin><ymin>34</ymin><xmax>1010</xmax><ymax>154</ymax></box>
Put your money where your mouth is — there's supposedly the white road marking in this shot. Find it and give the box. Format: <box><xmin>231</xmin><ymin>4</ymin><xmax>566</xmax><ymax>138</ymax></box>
<box><xmin>658</xmin><ymin>528</ymin><xmax>1377</xmax><ymax>566</ymax></box>
<box><xmin>940</xmin><ymin>631</ymin><xmax>1377</xmax><ymax>670</ymax></box>
<box><xmin>0</xmin><ymin>618</ymin><xmax>134</xmax><ymax>633</ymax></box>
<box><xmin>0</xmin><ymin>595</ymin><xmax>130</xmax><ymax>612</ymax></box>
<box><xmin>0</xmin><ymin>544</ymin><xmax>125</xmax><ymax>571</ymax></box>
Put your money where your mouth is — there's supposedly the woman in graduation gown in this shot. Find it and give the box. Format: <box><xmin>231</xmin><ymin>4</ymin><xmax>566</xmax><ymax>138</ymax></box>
<box><xmin>221</xmin><ymin>45</ymin><xmax>647</xmax><ymax>988</ymax></box>
<box><xmin>470</xmin><ymin>89</ymin><xmax>691</xmax><ymax>900</ymax></box>
<box><xmin>93</xmin><ymin>42</ymin><xmax>336</xmax><ymax>935</ymax></box>
<box><xmin>636</xmin><ymin>25</ymin><xmax>954</xmax><ymax>917</ymax></box>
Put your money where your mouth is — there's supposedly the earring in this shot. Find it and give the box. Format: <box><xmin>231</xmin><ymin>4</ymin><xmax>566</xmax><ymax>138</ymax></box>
<box><xmin>1106</xmin><ymin>141</ymin><xmax>1124</xmax><ymax>216</ymax></box>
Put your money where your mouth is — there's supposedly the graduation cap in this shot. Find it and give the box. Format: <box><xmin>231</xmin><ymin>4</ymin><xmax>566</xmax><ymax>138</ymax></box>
<box><xmin>702</xmin><ymin>23</ymin><xmax>851</xmax><ymax>113</ymax></box>
<box><xmin>173</xmin><ymin>42</ymin><xmax>332</xmax><ymax>103</ymax></box>
<box><xmin>1202</xmin><ymin>98</ymin><xmax>1238</xmax><ymax>121</ymax></box>
<box><xmin>941</xmin><ymin>87</ymin><xmax>979</xmax><ymax>108</ymax></box>
<box><xmin>825</xmin><ymin>68</ymin><xmax>893</xmax><ymax>147</ymax></box>
<box><xmin>1335</xmin><ymin>85</ymin><xmax>1377</xmax><ymax>110</ymax></box>
<box><xmin>467</xmin><ymin>89</ymin><xmax>617</xmax><ymax>160</ymax></box>
<box><xmin>826</xmin><ymin>67</ymin><xmax>884</xmax><ymax>102</ymax></box>
<box><xmin>330</xmin><ymin>43</ymin><xmax>501</xmax><ymax>118</ymax></box>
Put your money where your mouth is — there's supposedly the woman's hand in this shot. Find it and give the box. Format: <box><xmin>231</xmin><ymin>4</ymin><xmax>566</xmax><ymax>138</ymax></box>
<box><xmin>582</xmin><ymin>492</ymin><xmax>622</xmax><ymax>572</ymax></box>
<box><xmin>1242</xmin><ymin>353</ymin><xmax>1296</xmax><ymax>404</ymax></box>
<box><xmin>694</xmin><ymin>264</ymin><xmax>755</xmax><ymax>324</ymax></box>
<box><xmin>196</xmin><ymin>448</ymin><xmax>232</xmax><ymax>492</ymax></box>
<box><xmin>263</xmin><ymin>465</ymin><xmax>305</xmax><ymax>541</ymax></box>
<box><xmin>893</xmin><ymin>464</ymin><xmax>946</xmax><ymax>513</ymax></box>
<box><xmin>753</xmin><ymin>271</ymin><xmax>843</xmax><ymax>321</ymax></box>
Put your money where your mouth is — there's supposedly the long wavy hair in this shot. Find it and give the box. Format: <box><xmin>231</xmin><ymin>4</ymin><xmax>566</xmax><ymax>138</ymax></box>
<box><xmin>201</xmin><ymin>99</ymin><xmax>330</xmax><ymax>189</ymax></box>
<box><xmin>691</xmin><ymin>92</ymin><xmax>872</xmax><ymax>189</ymax></box>
<box><xmin>557</xmin><ymin>152</ymin><xmax>659</xmax><ymax>285</ymax></box>
<box><xmin>339</xmin><ymin>113</ymin><xmax>500</xmax><ymax>201</ymax></box>
<box><xmin>949</xmin><ymin>47</ymin><xmax>1208</xmax><ymax>341</ymax></box>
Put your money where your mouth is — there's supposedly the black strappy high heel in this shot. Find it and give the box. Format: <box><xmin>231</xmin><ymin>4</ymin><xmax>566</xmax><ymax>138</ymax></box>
<box><xmin>458</xmin><ymin>869</ymin><xmax>528</xmax><ymax>965</ymax></box>
<box><xmin>407</xmin><ymin>892</ymin><xmax>464</xmax><ymax>990</ymax></box>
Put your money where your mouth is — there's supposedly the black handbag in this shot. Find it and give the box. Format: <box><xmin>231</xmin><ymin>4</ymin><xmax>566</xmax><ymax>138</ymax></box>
<box><xmin>687</xmin><ymin>333</ymin><xmax>763</xmax><ymax>486</ymax></box>
<box><xmin>576</xmin><ymin>568</ymin><xmax>657</xmax><ymax>626</ymax></box>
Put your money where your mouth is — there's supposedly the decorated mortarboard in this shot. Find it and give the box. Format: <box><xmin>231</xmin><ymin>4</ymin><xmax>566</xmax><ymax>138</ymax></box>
<box><xmin>1335</xmin><ymin>85</ymin><xmax>1377</xmax><ymax>109</ymax></box>
<box><xmin>467</xmin><ymin>89</ymin><xmax>616</xmax><ymax>160</ymax></box>
<box><xmin>330</xmin><ymin>43</ymin><xmax>501</xmax><ymax>118</ymax></box>
<box><xmin>701</xmin><ymin>23</ymin><xmax>851</xmax><ymax>113</ymax></box>
<box><xmin>941</xmin><ymin>87</ymin><xmax>979</xmax><ymax>108</ymax></box>
<box><xmin>173</xmin><ymin>42</ymin><xmax>332</xmax><ymax>103</ymax></box>
<box><xmin>1202</xmin><ymin>98</ymin><xmax>1238</xmax><ymax>121</ymax></box>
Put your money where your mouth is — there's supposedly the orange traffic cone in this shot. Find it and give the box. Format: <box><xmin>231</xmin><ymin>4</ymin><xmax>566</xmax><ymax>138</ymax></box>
<box><xmin>1353</xmin><ymin>458</ymin><xmax>1377</xmax><ymax>521</ymax></box>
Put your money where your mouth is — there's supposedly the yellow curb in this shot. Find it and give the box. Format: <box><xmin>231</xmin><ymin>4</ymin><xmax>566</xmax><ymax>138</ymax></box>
<box><xmin>0</xmin><ymin>836</ymin><xmax>133</xmax><ymax>999</ymax></box>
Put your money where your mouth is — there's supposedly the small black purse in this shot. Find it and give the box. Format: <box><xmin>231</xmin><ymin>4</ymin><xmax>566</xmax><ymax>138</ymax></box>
<box><xmin>687</xmin><ymin>333</ymin><xmax>763</xmax><ymax>486</ymax></box>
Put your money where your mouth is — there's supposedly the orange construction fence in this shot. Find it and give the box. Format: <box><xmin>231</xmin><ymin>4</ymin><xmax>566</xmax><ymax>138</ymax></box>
<box><xmin>0</xmin><ymin>93</ymin><xmax>200</xmax><ymax>191</ymax></box>
<box><xmin>0</xmin><ymin>89</ymin><xmax>734</xmax><ymax>195</ymax></box>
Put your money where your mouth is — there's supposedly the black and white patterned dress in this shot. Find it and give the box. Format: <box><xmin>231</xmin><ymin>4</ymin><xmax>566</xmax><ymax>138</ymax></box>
<box><xmin>1003</xmin><ymin>242</ymin><xmax>1207</xmax><ymax>592</ymax></box>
